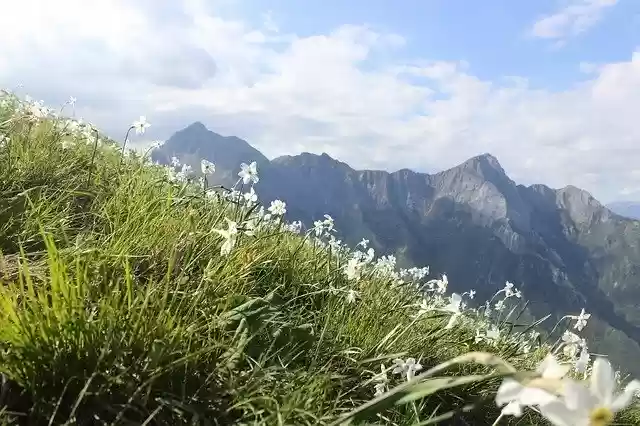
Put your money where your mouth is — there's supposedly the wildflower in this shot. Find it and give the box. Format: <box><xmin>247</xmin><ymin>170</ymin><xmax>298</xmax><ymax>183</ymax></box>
<box><xmin>496</xmin><ymin>354</ymin><xmax>570</xmax><ymax>418</ymax></box>
<box><xmin>571</xmin><ymin>308</ymin><xmax>591</xmax><ymax>332</ymax></box>
<box><xmin>503</xmin><ymin>281</ymin><xmax>515</xmax><ymax>297</ymax></box>
<box><xmin>443</xmin><ymin>293</ymin><xmax>463</xmax><ymax>329</ymax></box>
<box><xmin>213</xmin><ymin>218</ymin><xmax>238</xmax><ymax>256</ymax></box>
<box><xmin>344</xmin><ymin>257</ymin><xmax>363</xmax><ymax>281</ymax></box>
<box><xmin>268</xmin><ymin>199</ymin><xmax>287</xmax><ymax>216</ymax></box>
<box><xmin>561</xmin><ymin>330</ymin><xmax>583</xmax><ymax>358</ymax></box>
<box><xmin>514</xmin><ymin>289</ymin><xmax>522</xmax><ymax>298</ymax></box>
<box><xmin>486</xmin><ymin>325</ymin><xmax>500</xmax><ymax>342</ymax></box>
<box><xmin>415</xmin><ymin>299</ymin><xmax>432</xmax><ymax>318</ymax></box>
<box><xmin>373</xmin><ymin>364</ymin><xmax>388</xmax><ymax>397</ymax></box>
<box><xmin>575</xmin><ymin>344</ymin><xmax>591</xmax><ymax>375</ymax></box>
<box><xmin>392</xmin><ymin>358</ymin><xmax>422</xmax><ymax>382</ymax></box>
<box><xmin>132</xmin><ymin>116</ymin><xmax>150</xmax><ymax>135</ymax></box>
<box><xmin>494</xmin><ymin>299</ymin><xmax>506</xmax><ymax>312</ymax></box>
<box><xmin>345</xmin><ymin>289</ymin><xmax>359</xmax><ymax>304</ymax></box>
<box><xmin>358</xmin><ymin>238</ymin><xmax>369</xmax><ymax>249</ymax></box>
<box><xmin>201</xmin><ymin>159</ymin><xmax>215</xmax><ymax>175</ymax></box>
<box><xmin>243</xmin><ymin>187</ymin><xmax>258</xmax><ymax>204</ymax></box>
<box><xmin>170</xmin><ymin>156</ymin><xmax>181</xmax><ymax>167</ymax></box>
<box><xmin>469</xmin><ymin>289</ymin><xmax>476</xmax><ymax>299</ymax></box>
<box><xmin>68</xmin><ymin>96</ymin><xmax>77</xmax><ymax>106</ymax></box>
<box><xmin>539</xmin><ymin>357</ymin><xmax>640</xmax><ymax>426</ymax></box>
<box><xmin>239</xmin><ymin>161</ymin><xmax>259</xmax><ymax>185</ymax></box>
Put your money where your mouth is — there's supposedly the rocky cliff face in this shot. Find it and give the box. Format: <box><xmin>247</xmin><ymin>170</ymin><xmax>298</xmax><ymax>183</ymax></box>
<box><xmin>154</xmin><ymin>123</ymin><xmax>640</xmax><ymax>375</ymax></box>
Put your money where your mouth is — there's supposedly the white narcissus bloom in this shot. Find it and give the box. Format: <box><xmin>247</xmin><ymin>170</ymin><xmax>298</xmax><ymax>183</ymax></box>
<box><xmin>539</xmin><ymin>357</ymin><xmax>640</xmax><ymax>426</ymax></box>
<box><xmin>200</xmin><ymin>159</ymin><xmax>215</xmax><ymax>175</ymax></box>
<box><xmin>268</xmin><ymin>199</ymin><xmax>287</xmax><ymax>216</ymax></box>
<box><xmin>344</xmin><ymin>257</ymin><xmax>362</xmax><ymax>281</ymax></box>
<box><xmin>562</xmin><ymin>330</ymin><xmax>583</xmax><ymax>358</ymax></box>
<box><xmin>392</xmin><ymin>357</ymin><xmax>422</xmax><ymax>382</ymax></box>
<box><xmin>373</xmin><ymin>364</ymin><xmax>388</xmax><ymax>397</ymax></box>
<box><xmin>345</xmin><ymin>289</ymin><xmax>359</xmax><ymax>304</ymax></box>
<box><xmin>575</xmin><ymin>344</ymin><xmax>591</xmax><ymax>375</ymax></box>
<box><xmin>496</xmin><ymin>354</ymin><xmax>570</xmax><ymax>418</ymax></box>
<box><xmin>503</xmin><ymin>281</ymin><xmax>515</xmax><ymax>297</ymax></box>
<box><xmin>468</xmin><ymin>289</ymin><xmax>476</xmax><ymax>299</ymax></box>
<box><xmin>213</xmin><ymin>218</ymin><xmax>238</xmax><ymax>256</ymax></box>
<box><xmin>571</xmin><ymin>309</ymin><xmax>591</xmax><ymax>332</ymax></box>
<box><xmin>170</xmin><ymin>156</ymin><xmax>181</xmax><ymax>167</ymax></box>
<box><xmin>243</xmin><ymin>187</ymin><xmax>258</xmax><ymax>204</ymax></box>
<box><xmin>443</xmin><ymin>293</ymin><xmax>463</xmax><ymax>329</ymax></box>
<box><xmin>238</xmin><ymin>161</ymin><xmax>259</xmax><ymax>185</ymax></box>
<box><xmin>132</xmin><ymin>116</ymin><xmax>150</xmax><ymax>135</ymax></box>
<box><xmin>68</xmin><ymin>96</ymin><xmax>77</xmax><ymax>106</ymax></box>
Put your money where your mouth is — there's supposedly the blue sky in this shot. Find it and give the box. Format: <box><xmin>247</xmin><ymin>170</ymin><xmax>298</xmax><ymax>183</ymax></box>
<box><xmin>1</xmin><ymin>0</ymin><xmax>640</xmax><ymax>203</ymax></box>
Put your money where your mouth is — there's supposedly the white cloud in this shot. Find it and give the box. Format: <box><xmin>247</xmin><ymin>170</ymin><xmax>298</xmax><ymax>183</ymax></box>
<box><xmin>1</xmin><ymin>0</ymin><xmax>640</xmax><ymax>203</ymax></box>
<box><xmin>530</xmin><ymin>0</ymin><xmax>618</xmax><ymax>43</ymax></box>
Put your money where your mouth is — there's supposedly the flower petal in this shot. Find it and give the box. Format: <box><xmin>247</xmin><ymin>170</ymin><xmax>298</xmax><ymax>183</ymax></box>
<box><xmin>539</xmin><ymin>401</ymin><xmax>584</xmax><ymax>426</ymax></box>
<box><xmin>611</xmin><ymin>379</ymin><xmax>640</xmax><ymax>412</ymax></box>
<box><xmin>495</xmin><ymin>379</ymin><xmax>523</xmax><ymax>406</ymax></box>
<box><xmin>590</xmin><ymin>357</ymin><xmax>615</xmax><ymax>404</ymax></box>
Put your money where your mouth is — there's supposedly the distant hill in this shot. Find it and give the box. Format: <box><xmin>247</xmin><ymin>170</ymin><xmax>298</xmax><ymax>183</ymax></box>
<box><xmin>607</xmin><ymin>201</ymin><xmax>640</xmax><ymax>220</ymax></box>
<box><xmin>153</xmin><ymin>122</ymin><xmax>640</xmax><ymax>376</ymax></box>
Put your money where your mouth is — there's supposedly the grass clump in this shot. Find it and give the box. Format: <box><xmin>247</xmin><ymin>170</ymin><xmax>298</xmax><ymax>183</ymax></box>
<box><xmin>0</xmin><ymin>90</ymin><xmax>638</xmax><ymax>425</ymax></box>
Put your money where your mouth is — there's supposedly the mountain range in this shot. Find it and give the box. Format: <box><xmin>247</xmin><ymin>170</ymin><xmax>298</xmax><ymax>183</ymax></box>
<box><xmin>153</xmin><ymin>121</ymin><xmax>640</xmax><ymax>376</ymax></box>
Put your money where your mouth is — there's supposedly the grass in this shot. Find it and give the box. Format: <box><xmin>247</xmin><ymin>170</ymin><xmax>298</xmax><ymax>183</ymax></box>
<box><xmin>0</xmin><ymin>90</ymin><xmax>639</xmax><ymax>425</ymax></box>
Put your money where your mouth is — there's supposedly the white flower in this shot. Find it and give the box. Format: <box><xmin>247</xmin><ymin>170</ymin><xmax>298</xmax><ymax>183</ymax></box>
<box><xmin>468</xmin><ymin>289</ymin><xmax>476</xmax><ymax>299</ymax></box>
<box><xmin>571</xmin><ymin>309</ymin><xmax>591</xmax><ymax>332</ymax></box>
<box><xmin>415</xmin><ymin>299</ymin><xmax>432</xmax><ymax>318</ymax></box>
<box><xmin>443</xmin><ymin>293</ymin><xmax>463</xmax><ymax>329</ymax></box>
<box><xmin>561</xmin><ymin>330</ymin><xmax>583</xmax><ymax>358</ymax></box>
<box><xmin>503</xmin><ymin>281</ymin><xmax>515</xmax><ymax>297</ymax></box>
<box><xmin>392</xmin><ymin>358</ymin><xmax>422</xmax><ymax>382</ymax></box>
<box><xmin>132</xmin><ymin>116</ymin><xmax>150</xmax><ymax>135</ymax></box>
<box><xmin>268</xmin><ymin>199</ymin><xmax>287</xmax><ymax>216</ymax></box>
<box><xmin>238</xmin><ymin>161</ymin><xmax>259</xmax><ymax>185</ymax></box>
<box><xmin>243</xmin><ymin>187</ymin><xmax>258</xmax><ymax>204</ymax></box>
<box><xmin>345</xmin><ymin>289</ymin><xmax>359</xmax><ymax>304</ymax></box>
<box><xmin>496</xmin><ymin>354</ymin><xmax>570</xmax><ymax>418</ymax></box>
<box><xmin>373</xmin><ymin>364</ymin><xmax>388</xmax><ymax>397</ymax></box>
<box><xmin>494</xmin><ymin>299</ymin><xmax>506</xmax><ymax>312</ymax></box>
<box><xmin>344</xmin><ymin>257</ymin><xmax>363</xmax><ymax>281</ymax></box>
<box><xmin>68</xmin><ymin>96</ymin><xmax>77</xmax><ymax>106</ymax></box>
<box><xmin>201</xmin><ymin>159</ymin><xmax>215</xmax><ymax>175</ymax></box>
<box><xmin>170</xmin><ymin>156</ymin><xmax>181</xmax><ymax>167</ymax></box>
<box><xmin>358</xmin><ymin>238</ymin><xmax>369</xmax><ymax>249</ymax></box>
<box><xmin>539</xmin><ymin>357</ymin><xmax>640</xmax><ymax>426</ymax></box>
<box><xmin>575</xmin><ymin>344</ymin><xmax>591</xmax><ymax>375</ymax></box>
<box><xmin>213</xmin><ymin>218</ymin><xmax>238</xmax><ymax>256</ymax></box>
<box><xmin>486</xmin><ymin>325</ymin><xmax>501</xmax><ymax>342</ymax></box>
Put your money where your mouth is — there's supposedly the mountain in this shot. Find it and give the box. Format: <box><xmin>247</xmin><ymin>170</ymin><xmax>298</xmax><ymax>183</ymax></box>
<box><xmin>154</xmin><ymin>123</ymin><xmax>640</xmax><ymax>376</ymax></box>
<box><xmin>607</xmin><ymin>201</ymin><xmax>640</xmax><ymax>220</ymax></box>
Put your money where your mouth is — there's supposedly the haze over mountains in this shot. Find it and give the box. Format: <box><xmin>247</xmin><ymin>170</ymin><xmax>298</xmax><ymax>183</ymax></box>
<box><xmin>153</xmin><ymin>122</ymin><xmax>640</xmax><ymax>375</ymax></box>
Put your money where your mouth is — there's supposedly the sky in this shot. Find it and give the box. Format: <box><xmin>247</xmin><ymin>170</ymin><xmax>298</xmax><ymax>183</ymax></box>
<box><xmin>1</xmin><ymin>0</ymin><xmax>640</xmax><ymax>203</ymax></box>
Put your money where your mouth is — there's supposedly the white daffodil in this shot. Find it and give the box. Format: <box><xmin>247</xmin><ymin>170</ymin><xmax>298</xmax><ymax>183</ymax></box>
<box><xmin>539</xmin><ymin>357</ymin><xmax>640</xmax><ymax>426</ymax></box>
<box><xmin>392</xmin><ymin>358</ymin><xmax>422</xmax><ymax>382</ymax></box>
<box><xmin>238</xmin><ymin>161</ymin><xmax>259</xmax><ymax>185</ymax></box>
<box><xmin>345</xmin><ymin>289</ymin><xmax>360</xmax><ymax>304</ymax></box>
<box><xmin>68</xmin><ymin>96</ymin><xmax>77</xmax><ymax>106</ymax></box>
<box><xmin>357</xmin><ymin>238</ymin><xmax>369</xmax><ymax>249</ymax></box>
<box><xmin>243</xmin><ymin>187</ymin><xmax>258</xmax><ymax>204</ymax></box>
<box><xmin>170</xmin><ymin>156</ymin><xmax>181</xmax><ymax>167</ymax></box>
<box><xmin>373</xmin><ymin>364</ymin><xmax>388</xmax><ymax>397</ymax></box>
<box><xmin>132</xmin><ymin>116</ymin><xmax>150</xmax><ymax>135</ymax></box>
<box><xmin>503</xmin><ymin>281</ymin><xmax>515</xmax><ymax>297</ymax></box>
<box><xmin>443</xmin><ymin>293</ymin><xmax>463</xmax><ymax>329</ymax></box>
<box><xmin>468</xmin><ymin>289</ymin><xmax>476</xmax><ymax>299</ymax></box>
<box><xmin>344</xmin><ymin>257</ymin><xmax>363</xmax><ymax>281</ymax></box>
<box><xmin>268</xmin><ymin>199</ymin><xmax>287</xmax><ymax>216</ymax></box>
<box><xmin>575</xmin><ymin>344</ymin><xmax>591</xmax><ymax>375</ymax></box>
<box><xmin>213</xmin><ymin>218</ymin><xmax>238</xmax><ymax>256</ymax></box>
<box><xmin>571</xmin><ymin>309</ymin><xmax>591</xmax><ymax>332</ymax></box>
<box><xmin>561</xmin><ymin>330</ymin><xmax>583</xmax><ymax>358</ymax></box>
<box><xmin>496</xmin><ymin>354</ymin><xmax>570</xmax><ymax>418</ymax></box>
<box><xmin>201</xmin><ymin>159</ymin><xmax>215</xmax><ymax>175</ymax></box>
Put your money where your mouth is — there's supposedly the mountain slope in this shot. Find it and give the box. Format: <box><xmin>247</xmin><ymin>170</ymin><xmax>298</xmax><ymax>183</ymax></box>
<box><xmin>154</xmin><ymin>123</ymin><xmax>640</xmax><ymax>375</ymax></box>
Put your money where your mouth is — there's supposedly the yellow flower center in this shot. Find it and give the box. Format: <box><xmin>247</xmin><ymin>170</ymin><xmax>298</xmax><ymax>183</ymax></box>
<box><xmin>589</xmin><ymin>406</ymin><xmax>614</xmax><ymax>426</ymax></box>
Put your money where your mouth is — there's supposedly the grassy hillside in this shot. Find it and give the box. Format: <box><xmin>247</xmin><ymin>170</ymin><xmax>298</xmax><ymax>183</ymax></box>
<box><xmin>0</xmin><ymin>90</ymin><xmax>638</xmax><ymax>425</ymax></box>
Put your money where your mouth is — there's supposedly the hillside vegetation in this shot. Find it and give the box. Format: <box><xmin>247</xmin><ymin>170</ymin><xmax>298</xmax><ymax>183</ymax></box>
<box><xmin>0</xmin><ymin>89</ymin><xmax>638</xmax><ymax>425</ymax></box>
